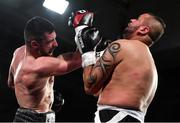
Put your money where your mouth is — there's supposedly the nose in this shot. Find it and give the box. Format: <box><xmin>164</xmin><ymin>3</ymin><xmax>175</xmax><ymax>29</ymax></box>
<box><xmin>53</xmin><ymin>40</ymin><xmax>58</xmax><ymax>47</ymax></box>
<box><xmin>130</xmin><ymin>19</ymin><xmax>136</xmax><ymax>23</ymax></box>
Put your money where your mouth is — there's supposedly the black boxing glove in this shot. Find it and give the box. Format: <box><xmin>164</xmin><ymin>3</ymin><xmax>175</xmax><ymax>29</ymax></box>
<box><xmin>95</xmin><ymin>39</ymin><xmax>112</xmax><ymax>60</ymax></box>
<box><xmin>77</xmin><ymin>27</ymin><xmax>103</xmax><ymax>67</ymax></box>
<box><xmin>78</xmin><ymin>31</ymin><xmax>112</xmax><ymax>65</ymax></box>
<box><xmin>52</xmin><ymin>90</ymin><xmax>65</xmax><ymax>113</ymax></box>
<box><xmin>75</xmin><ymin>26</ymin><xmax>102</xmax><ymax>54</ymax></box>
<box><xmin>68</xmin><ymin>10</ymin><xmax>110</xmax><ymax>67</ymax></box>
<box><xmin>68</xmin><ymin>10</ymin><xmax>96</xmax><ymax>54</ymax></box>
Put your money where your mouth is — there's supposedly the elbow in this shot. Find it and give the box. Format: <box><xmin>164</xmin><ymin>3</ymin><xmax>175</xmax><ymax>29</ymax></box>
<box><xmin>83</xmin><ymin>71</ymin><xmax>100</xmax><ymax>95</ymax></box>
<box><xmin>8</xmin><ymin>83</ymin><xmax>14</xmax><ymax>89</ymax></box>
<box><xmin>83</xmin><ymin>80</ymin><xmax>95</xmax><ymax>95</ymax></box>
<box><xmin>84</xmin><ymin>86</ymin><xmax>98</xmax><ymax>95</ymax></box>
<box><xmin>84</xmin><ymin>87</ymin><xmax>93</xmax><ymax>95</ymax></box>
<box><xmin>8</xmin><ymin>80</ymin><xmax>14</xmax><ymax>89</ymax></box>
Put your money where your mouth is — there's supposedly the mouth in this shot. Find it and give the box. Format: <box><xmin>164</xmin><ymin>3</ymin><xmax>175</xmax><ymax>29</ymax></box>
<box><xmin>48</xmin><ymin>50</ymin><xmax>54</xmax><ymax>56</ymax></box>
<box><xmin>50</xmin><ymin>48</ymin><xmax>55</xmax><ymax>53</ymax></box>
<box><xmin>128</xmin><ymin>22</ymin><xmax>132</xmax><ymax>27</ymax></box>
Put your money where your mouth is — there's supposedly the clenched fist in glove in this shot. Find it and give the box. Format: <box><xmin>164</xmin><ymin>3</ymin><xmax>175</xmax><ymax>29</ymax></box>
<box><xmin>95</xmin><ymin>39</ymin><xmax>112</xmax><ymax>60</ymax></box>
<box><xmin>68</xmin><ymin>10</ymin><xmax>100</xmax><ymax>67</ymax></box>
<box><xmin>52</xmin><ymin>90</ymin><xmax>65</xmax><ymax>113</ymax></box>
<box><xmin>68</xmin><ymin>10</ymin><xmax>99</xmax><ymax>53</ymax></box>
<box><xmin>68</xmin><ymin>10</ymin><xmax>112</xmax><ymax>67</ymax></box>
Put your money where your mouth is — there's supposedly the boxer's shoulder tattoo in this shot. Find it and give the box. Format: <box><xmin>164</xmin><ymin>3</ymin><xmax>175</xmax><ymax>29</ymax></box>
<box><xmin>107</xmin><ymin>42</ymin><xmax>121</xmax><ymax>59</ymax></box>
<box><xmin>96</xmin><ymin>42</ymin><xmax>121</xmax><ymax>75</ymax></box>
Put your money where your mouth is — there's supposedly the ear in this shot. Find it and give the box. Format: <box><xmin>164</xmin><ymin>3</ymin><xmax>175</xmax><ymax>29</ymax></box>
<box><xmin>31</xmin><ymin>40</ymin><xmax>40</xmax><ymax>49</ymax></box>
<box><xmin>138</xmin><ymin>26</ymin><xmax>150</xmax><ymax>36</ymax></box>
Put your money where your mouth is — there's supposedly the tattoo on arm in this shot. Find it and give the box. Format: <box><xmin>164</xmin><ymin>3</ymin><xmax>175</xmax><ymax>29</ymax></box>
<box><xmin>88</xmin><ymin>42</ymin><xmax>121</xmax><ymax>85</ymax></box>
<box><xmin>108</xmin><ymin>42</ymin><xmax>121</xmax><ymax>59</ymax></box>
<box><xmin>88</xmin><ymin>72</ymin><xmax>97</xmax><ymax>85</ymax></box>
<box><xmin>98</xmin><ymin>42</ymin><xmax>121</xmax><ymax>74</ymax></box>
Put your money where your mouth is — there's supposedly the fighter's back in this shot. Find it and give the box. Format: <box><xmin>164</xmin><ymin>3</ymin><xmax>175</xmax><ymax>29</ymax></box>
<box><xmin>98</xmin><ymin>39</ymin><xmax>158</xmax><ymax>113</ymax></box>
<box><xmin>10</xmin><ymin>45</ymin><xmax>54</xmax><ymax>112</ymax></box>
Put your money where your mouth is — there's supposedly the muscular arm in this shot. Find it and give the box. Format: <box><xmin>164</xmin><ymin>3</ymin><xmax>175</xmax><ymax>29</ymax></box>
<box><xmin>33</xmin><ymin>50</ymin><xmax>81</xmax><ymax>77</ymax></box>
<box><xmin>83</xmin><ymin>42</ymin><xmax>122</xmax><ymax>95</ymax></box>
<box><xmin>7</xmin><ymin>49</ymin><xmax>18</xmax><ymax>89</ymax></box>
<box><xmin>7</xmin><ymin>66</ymin><xmax>14</xmax><ymax>89</ymax></box>
<box><xmin>57</xmin><ymin>49</ymin><xmax>82</xmax><ymax>73</ymax></box>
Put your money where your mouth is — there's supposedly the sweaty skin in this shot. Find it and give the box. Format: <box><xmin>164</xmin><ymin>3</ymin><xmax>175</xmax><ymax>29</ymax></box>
<box><xmin>83</xmin><ymin>39</ymin><xmax>158</xmax><ymax>113</ymax></box>
<box><xmin>8</xmin><ymin>32</ymin><xmax>81</xmax><ymax>113</ymax></box>
<box><xmin>9</xmin><ymin>46</ymin><xmax>54</xmax><ymax>112</ymax></box>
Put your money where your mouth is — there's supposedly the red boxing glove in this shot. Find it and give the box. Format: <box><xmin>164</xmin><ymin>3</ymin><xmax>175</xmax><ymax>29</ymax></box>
<box><xmin>68</xmin><ymin>10</ymin><xmax>94</xmax><ymax>28</ymax></box>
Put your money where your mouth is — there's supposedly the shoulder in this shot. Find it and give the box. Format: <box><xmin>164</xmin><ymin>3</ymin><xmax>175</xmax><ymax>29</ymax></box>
<box><xmin>13</xmin><ymin>45</ymin><xmax>26</xmax><ymax>56</ymax></box>
<box><xmin>107</xmin><ymin>39</ymin><xmax>149</xmax><ymax>57</ymax></box>
<box><xmin>116</xmin><ymin>39</ymin><xmax>148</xmax><ymax>51</ymax></box>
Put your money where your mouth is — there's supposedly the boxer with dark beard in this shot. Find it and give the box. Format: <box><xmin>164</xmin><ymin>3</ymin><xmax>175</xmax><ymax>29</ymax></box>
<box><xmin>70</xmin><ymin>11</ymin><xmax>166</xmax><ymax>123</ymax></box>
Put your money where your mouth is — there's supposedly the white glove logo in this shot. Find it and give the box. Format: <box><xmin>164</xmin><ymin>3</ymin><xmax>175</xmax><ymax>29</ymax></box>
<box><xmin>78</xmin><ymin>10</ymin><xmax>87</xmax><ymax>13</ymax></box>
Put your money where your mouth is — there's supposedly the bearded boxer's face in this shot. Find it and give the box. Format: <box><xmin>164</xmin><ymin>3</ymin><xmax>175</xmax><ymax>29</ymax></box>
<box><xmin>39</xmin><ymin>31</ymin><xmax>58</xmax><ymax>56</ymax></box>
<box><xmin>123</xmin><ymin>18</ymin><xmax>141</xmax><ymax>39</ymax></box>
<box><xmin>123</xmin><ymin>14</ymin><xmax>152</xmax><ymax>40</ymax></box>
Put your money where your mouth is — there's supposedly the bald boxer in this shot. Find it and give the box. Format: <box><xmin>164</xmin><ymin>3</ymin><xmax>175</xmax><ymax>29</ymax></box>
<box><xmin>70</xmin><ymin>11</ymin><xmax>166</xmax><ymax>122</ymax></box>
<box><xmin>8</xmin><ymin>16</ymin><xmax>81</xmax><ymax>122</ymax></box>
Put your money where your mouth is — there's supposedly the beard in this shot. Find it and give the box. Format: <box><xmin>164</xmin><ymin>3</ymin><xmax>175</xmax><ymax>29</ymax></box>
<box><xmin>122</xmin><ymin>25</ymin><xmax>139</xmax><ymax>39</ymax></box>
<box><xmin>39</xmin><ymin>48</ymin><xmax>54</xmax><ymax>56</ymax></box>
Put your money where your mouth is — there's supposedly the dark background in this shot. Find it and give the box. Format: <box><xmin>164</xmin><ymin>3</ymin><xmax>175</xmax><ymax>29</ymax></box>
<box><xmin>0</xmin><ymin>0</ymin><xmax>180</xmax><ymax>122</ymax></box>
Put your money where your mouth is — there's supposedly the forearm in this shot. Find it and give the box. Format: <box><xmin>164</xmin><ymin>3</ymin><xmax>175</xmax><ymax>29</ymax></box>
<box><xmin>68</xmin><ymin>50</ymin><xmax>82</xmax><ymax>70</ymax></box>
<box><xmin>58</xmin><ymin>51</ymin><xmax>82</xmax><ymax>72</ymax></box>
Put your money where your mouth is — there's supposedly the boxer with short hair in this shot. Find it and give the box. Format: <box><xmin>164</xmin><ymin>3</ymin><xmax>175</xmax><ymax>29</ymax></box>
<box><xmin>8</xmin><ymin>16</ymin><xmax>82</xmax><ymax>122</ymax></box>
<box><xmin>69</xmin><ymin>10</ymin><xmax>166</xmax><ymax>122</ymax></box>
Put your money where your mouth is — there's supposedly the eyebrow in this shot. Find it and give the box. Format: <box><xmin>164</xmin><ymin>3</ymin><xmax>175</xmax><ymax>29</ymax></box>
<box><xmin>47</xmin><ymin>38</ymin><xmax>56</xmax><ymax>42</ymax></box>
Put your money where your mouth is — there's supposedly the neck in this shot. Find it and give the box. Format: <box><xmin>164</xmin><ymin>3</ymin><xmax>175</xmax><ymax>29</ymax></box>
<box><xmin>129</xmin><ymin>35</ymin><xmax>151</xmax><ymax>47</ymax></box>
<box><xmin>25</xmin><ymin>46</ymin><xmax>41</xmax><ymax>58</ymax></box>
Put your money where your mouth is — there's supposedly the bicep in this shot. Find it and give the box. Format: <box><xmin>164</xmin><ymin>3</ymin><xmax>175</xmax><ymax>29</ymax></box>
<box><xmin>83</xmin><ymin>42</ymin><xmax>122</xmax><ymax>94</ymax></box>
<box><xmin>34</xmin><ymin>57</ymin><xmax>69</xmax><ymax>76</ymax></box>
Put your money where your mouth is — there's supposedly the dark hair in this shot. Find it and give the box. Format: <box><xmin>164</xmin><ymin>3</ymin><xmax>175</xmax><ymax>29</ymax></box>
<box><xmin>24</xmin><ymin>16</ymin><xmax>55</xmax><ymax>46</ymax></box>
<box><xmin>147</xmin><ymin>13</ymin><xmax>166</xmax><ymax>43</ymax></box>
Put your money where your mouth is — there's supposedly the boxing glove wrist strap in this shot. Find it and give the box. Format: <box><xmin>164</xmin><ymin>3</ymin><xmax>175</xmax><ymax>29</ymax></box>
<box><xmin>75</xmin><ymin>25</ymin><xmax>88</xmax><ymax>34</ymax></box>
<box><xmin>82</xmin><ymin>51</ymin><xmax>96</xmax><ymax>68</ymax></box>
<box><xmin>95</xmin><ymin>50</ymin><xmax>105</xmax><ymax>61</ymax></box>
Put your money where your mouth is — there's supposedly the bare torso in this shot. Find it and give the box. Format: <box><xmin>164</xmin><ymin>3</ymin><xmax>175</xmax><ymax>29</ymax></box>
<box><xmin>10</xmin><ymin>46</ymin><xmax>54</xmax><ymax>112</ymax></box>
<box><xmin>98</xmin><ymin>39</ymin><xmax>158</xmax><ymax>113</ymax></box>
